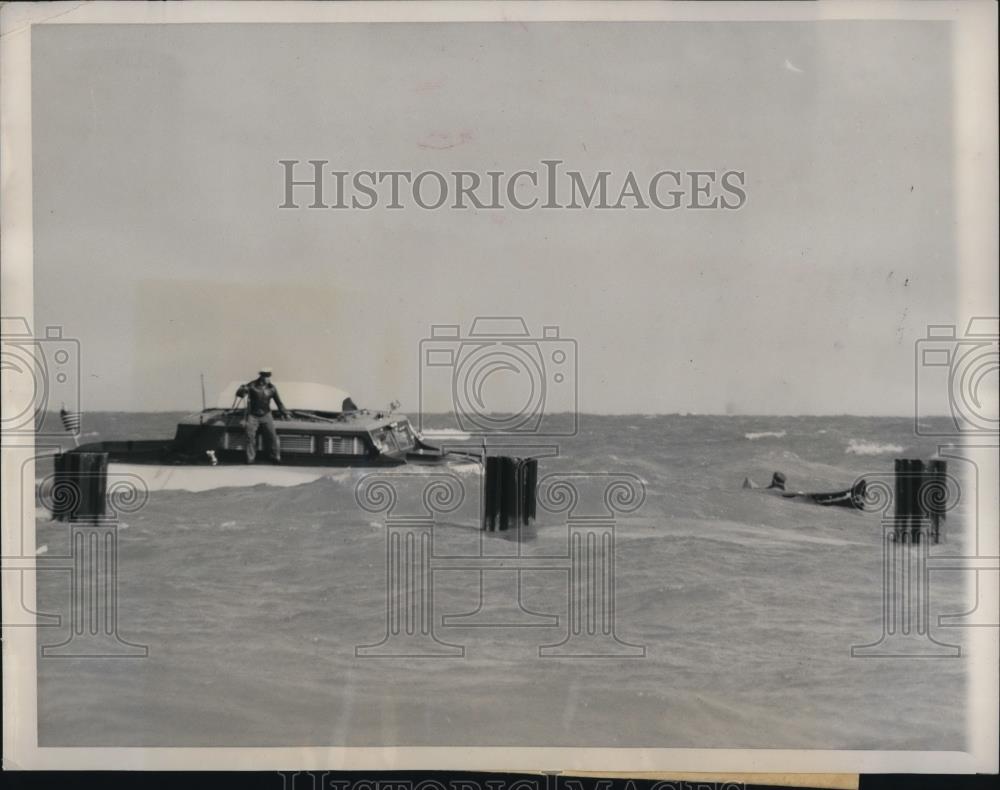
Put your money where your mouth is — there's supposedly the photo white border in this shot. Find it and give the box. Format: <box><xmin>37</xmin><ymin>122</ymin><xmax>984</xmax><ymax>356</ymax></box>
<box><xmin>2</xmin><ymin>0</ymin><xmax>997</xmax><ymax>774</ymax></box>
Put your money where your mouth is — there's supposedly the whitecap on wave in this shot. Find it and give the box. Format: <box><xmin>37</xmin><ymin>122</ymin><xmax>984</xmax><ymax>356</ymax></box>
<box><xmin>845</xmin><ymin>439</ymin><xmax>905</xmax><ymax>456</ymax></box>
<box><xmin>446</xmin><ymin>462</ymin><xmax>481</xmax><ymax>476</ymax></box>
<box><xmin>421</xmin><ymin>429</ymin><xmax>472</xmax><ymax>440</ymax></box>
<box><xmin>745</xmin><ymin>430</ymin><xmax>787</xmax><ymax>440</ymax></box>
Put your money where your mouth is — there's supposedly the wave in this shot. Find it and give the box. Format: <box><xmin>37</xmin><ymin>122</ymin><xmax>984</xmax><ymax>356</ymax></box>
<box><xmin>745</xmin><ymin>430</ymin><xmax>787</xmax><ymax>440</ymax></box>
<box><xmin>420</xmin><ymin>428</ymin><xmax>472</xmax><ymax>440</ymax></box>
<box><xmin>845</xmin><ymin>439</ymin><xmax>905</xmax><ymax>456</ymax></box>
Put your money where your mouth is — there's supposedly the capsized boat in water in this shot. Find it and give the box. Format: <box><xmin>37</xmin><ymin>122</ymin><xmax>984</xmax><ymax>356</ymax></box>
<box><xmin>742</xmin><ymin>471</ymin><xmax>867</xmax><ymax>510</ymax></box>
<box><xmin>69</xmin><ymin>382</ymin><xmax>459</xmax><ymax>490</ymax></box>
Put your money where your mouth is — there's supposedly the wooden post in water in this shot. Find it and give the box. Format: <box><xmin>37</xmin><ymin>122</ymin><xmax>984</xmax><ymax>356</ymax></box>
<box><xmin>51</xmin><ymin>451</ymin><xmax>108</xmax><ymax>522</ymax></box>
<box><xmin>893</xmin><ymin>458</ymin><xmax>948</xmax><ymax>544</ymax></box>
<box><xmin>851</xmin><ymin>460</ymin><xmax>957</xmax><ymax>656</ymax></box>
<box><xmin>925</xmin><ymin>458</ymin><xmax>948</xmax><ymax>544</ymax></box>
<box><xmin>42</xmin><ymin>451</ymin><xmax>147</xmax><ymax>657</ymax></box>
<box><xmin>481</xmin><ymin>455</ymin><xmax>538</xmax><ymax>531</ymax></box>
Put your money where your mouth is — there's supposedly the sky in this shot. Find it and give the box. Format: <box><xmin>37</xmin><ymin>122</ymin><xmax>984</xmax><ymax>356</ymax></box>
<box><xmin>30</xmin><ymin>21</ymin><xmax>968</xmax><ymax>414</ymax></box>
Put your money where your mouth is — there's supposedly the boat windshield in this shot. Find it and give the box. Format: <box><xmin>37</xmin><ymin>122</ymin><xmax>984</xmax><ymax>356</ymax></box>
<box><xmin>371</xmin><ymin>428</ymin><xmax>397</xmax><ymax>453</ymax></box>
<box><xmin>394</xmin><ymin>421</ymin><xmax>416</xmax><ymax>450</ymax></box>
<box><xmin>371</xmin><ymin>421</ymin><xmax>415</xmax><ymax>453</ymax></box>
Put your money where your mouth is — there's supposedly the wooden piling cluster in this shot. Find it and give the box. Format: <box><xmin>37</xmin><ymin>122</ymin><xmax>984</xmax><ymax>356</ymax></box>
<box><xmin>893</xmin><ymin>458</ymin><xmax>948</xmax><ymax>543</ymax></box>
<box><xmin>481</xmin><ymin>455</ymin><xmax>538</xmax><ymax>531</ymax></box>
<box><xmin>51</xmin><ymin>451</ymin><xmax>109</xmax><ymax>521</ymax></box>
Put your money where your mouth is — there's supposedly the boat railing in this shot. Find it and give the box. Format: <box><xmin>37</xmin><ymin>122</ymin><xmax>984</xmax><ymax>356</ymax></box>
<box><xmin>209</xmin><ymin>407</ymin><xmax>349</xmax><ymax>422</ymax></box>
<box><xmin>285</xmin><ymin>409</ymin><xmax>352</xmax><ymax>423</ymax></box>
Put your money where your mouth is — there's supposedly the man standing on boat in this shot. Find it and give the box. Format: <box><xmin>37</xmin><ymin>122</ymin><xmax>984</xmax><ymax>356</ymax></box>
<box><xmin>237</xmin><ymin>368</ymin><xmax>288</xmax><ymax>463</ymax></box>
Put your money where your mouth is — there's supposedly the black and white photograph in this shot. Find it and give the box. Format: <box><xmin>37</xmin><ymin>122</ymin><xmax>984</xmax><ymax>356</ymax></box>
<box><xmin>1</xmin><ymin>0</ymin><xmax>997</xmax><ymax>777</ymax></box>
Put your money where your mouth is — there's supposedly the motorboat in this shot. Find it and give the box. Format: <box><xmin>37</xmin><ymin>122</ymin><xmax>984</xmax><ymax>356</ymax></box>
<box><xmin>64</xmin><ymin>381</ymin><xmax>459</xmax><ymax>492</ymax></box>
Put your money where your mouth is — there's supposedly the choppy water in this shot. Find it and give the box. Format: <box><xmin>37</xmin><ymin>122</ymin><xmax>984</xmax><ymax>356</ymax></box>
<box><xmin>34</xmin><ymin>414</ymin><xmax>973</xmax><ymax>748</ymax></box>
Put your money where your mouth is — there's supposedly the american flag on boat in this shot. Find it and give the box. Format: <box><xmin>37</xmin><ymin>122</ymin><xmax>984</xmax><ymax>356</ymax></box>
<box><xmin>59</xmin><ymin>407</ymin><xmax>81</xmax><ymax>434</ymax></box>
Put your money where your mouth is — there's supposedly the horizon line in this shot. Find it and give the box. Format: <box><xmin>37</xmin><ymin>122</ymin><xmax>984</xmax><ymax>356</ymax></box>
<box><xmin>39</xmin><ymin>409</ymin><xmax>956</xmax><ymax>420</ymax></box>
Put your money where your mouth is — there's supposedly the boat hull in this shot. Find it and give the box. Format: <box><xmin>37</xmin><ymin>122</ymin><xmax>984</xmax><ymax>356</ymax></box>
<box><xmin>108</xmin><ymin>461</ymin><xmax>357</xmax><ymax>492</ymax></box>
